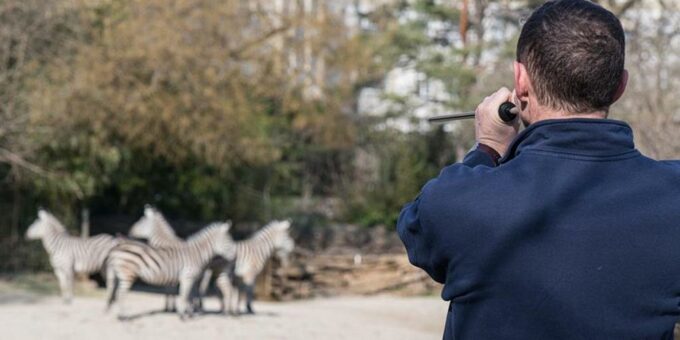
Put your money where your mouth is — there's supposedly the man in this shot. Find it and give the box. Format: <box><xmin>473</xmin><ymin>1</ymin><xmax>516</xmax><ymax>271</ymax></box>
<box><xmin>397</xmin><ymin>0</ymin><xmax>680</xmax><ymax>339</ymax></box>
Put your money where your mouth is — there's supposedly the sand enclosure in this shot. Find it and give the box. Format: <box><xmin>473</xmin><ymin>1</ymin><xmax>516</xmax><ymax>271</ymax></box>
<box><xmin>0</xmin><ymin>289</ymin><xmax>446</xmax><ymax>340</ymax></box>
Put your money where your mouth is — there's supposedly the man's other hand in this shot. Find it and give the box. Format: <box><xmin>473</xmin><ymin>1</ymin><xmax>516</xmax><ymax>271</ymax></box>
<box><xmin>475</xmin><ymin>87</ymin><xmax>520</xmax><ymax>156</ymax></box>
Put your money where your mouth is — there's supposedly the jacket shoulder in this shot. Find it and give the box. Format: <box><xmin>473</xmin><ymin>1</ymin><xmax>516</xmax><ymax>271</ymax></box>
<box><xmin>659</xmin><ymin>160</ymin><xmax>680</xmax><ymax>171</ymax></box>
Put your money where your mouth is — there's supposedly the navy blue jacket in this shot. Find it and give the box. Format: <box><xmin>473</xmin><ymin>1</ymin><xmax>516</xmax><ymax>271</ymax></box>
<box><xmin>397</xmin><ymin>119</ymin><xmax>680</xmax><ymax>339</ymax></box>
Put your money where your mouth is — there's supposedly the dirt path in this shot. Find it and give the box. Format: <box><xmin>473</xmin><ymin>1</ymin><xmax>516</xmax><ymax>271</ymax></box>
<box><xmin>0</xmin><ymin>291</ymin><xmax>446</xmax><ymax>340</ymax></box>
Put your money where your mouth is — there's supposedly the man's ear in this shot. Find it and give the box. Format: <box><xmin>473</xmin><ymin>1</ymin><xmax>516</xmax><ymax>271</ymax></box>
<box><xmin>611</xmin><ymin>69</ymin><xmax>628</xmax><ymax>103</ymax></box>
<box><xmin>514</xmin><ymin>61</ymin><xmax>530</xmax><ymax>104</ymax></box>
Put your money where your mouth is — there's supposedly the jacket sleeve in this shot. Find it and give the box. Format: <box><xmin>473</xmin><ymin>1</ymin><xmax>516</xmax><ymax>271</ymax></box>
<box><xmin>396</xmin><ymin>148</ymin><xmax>497</xmax><ymax>283</ymax></box>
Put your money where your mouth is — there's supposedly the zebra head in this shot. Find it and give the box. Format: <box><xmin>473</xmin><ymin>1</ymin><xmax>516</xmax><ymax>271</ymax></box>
<box><xmin>25</xmin><ymin>209</ymin><xmax>64</xmax><ymax>240</ymax></box>
<box><xmin>271</xmin><ymin>219</ymin><xmax>295</xmax><ymax>267</ymax></box>
<box><xmin>128</xmin><ymin>205</ymin><xmax>157</xmax><ymax>239</ymax></box>
<box><xmin>214</xmin><ymin>221</ymin><xmax>237</xmax><ymax>261</ymax></box>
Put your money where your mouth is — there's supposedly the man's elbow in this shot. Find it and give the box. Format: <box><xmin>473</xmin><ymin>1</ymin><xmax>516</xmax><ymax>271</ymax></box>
<box><xmin>396</xmin><ymin>202</ymin><xmax>447</xmax><ymax>284</ymax></box>
<box><xmin>396</xmin><ymin>201</ymin><xmax>418</xmax><ymax>246</ymax></box>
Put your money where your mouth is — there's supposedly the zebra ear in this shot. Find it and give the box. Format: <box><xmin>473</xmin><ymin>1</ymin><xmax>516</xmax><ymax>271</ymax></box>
<box><xmin>280</xmin><ymin>220</ymin><xmax>291</xmax><ymax>230</ymax></box>
<box><xmin>38</xmin><ymin>209</ymin><xmax>49</xmax><ymax>220</ymax></box>
<box><xmin>144</xmin><ymin>206</ymin><xmax>155</xmax><ymax>218</ymax></box>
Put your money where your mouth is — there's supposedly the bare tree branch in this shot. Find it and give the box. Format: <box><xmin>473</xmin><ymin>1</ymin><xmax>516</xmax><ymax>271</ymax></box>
<box><xmin>229</xmin><ymin>23</ymin><xmax>292</xmax><ymax>59</ymax></box>
<box><xmin>0</xmin><ymin>147</ymin><xmax>50</xmax><ymax>177</ymax></box>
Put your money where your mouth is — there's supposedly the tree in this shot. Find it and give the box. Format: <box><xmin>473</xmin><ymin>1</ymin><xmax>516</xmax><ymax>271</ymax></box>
<box><xmin>613</xmin><ymin>0</ymin><xmax>680</xmax><ymax>159</ymax></box>
<box><xmin>0</xmin><ymin>0</ymin><xmax>86</xmax><ymax>237</ymax></box>
<box><xmin>16</xmin><ymin>0</ymin><xmax>374</xmax><ymax>224</ymax></box>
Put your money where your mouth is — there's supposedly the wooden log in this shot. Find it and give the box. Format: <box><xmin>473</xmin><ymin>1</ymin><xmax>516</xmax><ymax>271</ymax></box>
<box><xmin>263</xmin><ymin>252</ymin><xmax>440</xmax><ymax>300</ymax></box>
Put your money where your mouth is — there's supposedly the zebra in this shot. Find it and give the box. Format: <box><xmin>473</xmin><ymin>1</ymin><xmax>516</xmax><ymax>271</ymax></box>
<box><xmin>227</xmin><ymin>219</ymin><xmax>295</xmax><ymax>314</ymax></box>
<box><xmin>25</xmin><ymin>209</ymin><xmax>119</xmax><ymax>304</ymax></box>
<box><xmin>128</xmin><ymin>206</ymin><xmax>223</xmax><ymax>312</ymax></box>
<box><xmin>130</xmin><ymin>214</ymin><xmax>295</xmax><ymax>315</ymax></box>
<box><xmin>106</xmin><ymin>222</ymin><xmax>236</xmax><ymax>319</ymax></box>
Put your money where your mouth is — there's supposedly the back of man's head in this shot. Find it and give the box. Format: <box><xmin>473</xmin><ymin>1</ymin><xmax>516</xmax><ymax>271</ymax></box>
<box><xmin>517</xmin><ymin>0</ymin><xmax>625</xmax><ymax>114</ymax></box>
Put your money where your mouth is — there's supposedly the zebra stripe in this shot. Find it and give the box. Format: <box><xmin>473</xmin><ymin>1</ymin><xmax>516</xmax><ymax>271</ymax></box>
<box><xmin>25</xmin><ymin>210</ymin><xmax>119</xmax><ymax>303</ymax></box>
<box><xmin>107</xmin><ymin>222</ymin><xmax>235</xmax><ymax>319</ymax></box>
<box><xmin>228</xmin><ymin>220</ymin><xmax>294</xmax><ymax>314</ymax></box>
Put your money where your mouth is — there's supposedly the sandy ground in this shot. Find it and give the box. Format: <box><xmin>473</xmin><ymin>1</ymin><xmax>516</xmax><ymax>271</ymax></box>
<box><xmin>0</xmin><ymin>289</ymin><xmax>447</xmax><ymax>340</ymax></box>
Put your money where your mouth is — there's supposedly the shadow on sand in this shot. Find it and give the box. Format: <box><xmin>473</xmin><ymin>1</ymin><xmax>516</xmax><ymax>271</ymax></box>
<box><xmin>118</xmin><ymin>307</ymin><xmax>279</xmax><ymax>321</ymax></box>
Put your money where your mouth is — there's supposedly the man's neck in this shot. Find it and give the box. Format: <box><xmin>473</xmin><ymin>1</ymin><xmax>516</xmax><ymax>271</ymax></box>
<box><xmin>523</xmin><ymin>101</ymin><xmax>607</xmax><ymax>126</ymax></box>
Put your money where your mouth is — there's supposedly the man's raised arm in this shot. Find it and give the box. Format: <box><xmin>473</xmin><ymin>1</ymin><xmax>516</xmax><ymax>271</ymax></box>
<box><xmin>396</xmin><ymin>87</ymin><xmax>519</xmax><ymax>283</ymax></box>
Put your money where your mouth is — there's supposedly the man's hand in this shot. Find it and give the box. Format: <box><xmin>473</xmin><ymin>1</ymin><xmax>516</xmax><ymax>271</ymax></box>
<box><xmin>475</xmin><ymin>87</ymin><xmax>520</xmax><ymax>156</ymax></box>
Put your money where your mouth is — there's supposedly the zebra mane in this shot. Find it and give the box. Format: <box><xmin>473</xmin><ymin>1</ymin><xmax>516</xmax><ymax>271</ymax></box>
<box><xmin>186</xmin><ymin>222</ymin><xmax>229</xmax><ymax>245</ymax></box>
<box><xmin>149</xmin><ymin>208</ymin><xmax>183</xmax><ymax>243</ymax></box>
<box><xmin>39</xmin><ymin>210</ymin><xmax>68</xmax><ymax>234</ymax></box>
<box><xmin>247</xmin><ymin>220</ymin><xmax>289</xmax><ymax>245</ymax></box>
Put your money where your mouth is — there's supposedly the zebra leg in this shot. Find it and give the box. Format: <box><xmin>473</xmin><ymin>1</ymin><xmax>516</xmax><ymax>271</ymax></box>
<box><xmin>245</xmin><ymin>284</ymin><xmax>255</xmax><ymax>314</ymax></box>
<box><xmin>236</xmin><ymin>282</ymin><xmax>246</xmax><ymax>315</ymax></box>
<box><xmin>215</xmin><ymin>271</ymin><xmax>233</xmax><ymax>315</ymax></box>
<box><xmin>228</xmin><ymin>276</ymin><xmax>241</xmax><ymax>315</ymax></box>
<box><xmin>55</xmin><ymin>268</ymin><xmax>73</xmax><ymax>304</ymax></box>
<box><xmin>188</xmin><ymin>278</ymin><xmax>202</xmax><ymax>314</ymax></box>
<box><xmin>196</xmin><ymin>268</ymin><xmax>213</xmax><ymax>312</ymax></box>
<box><xmin>105</xmin><ymin>266</ymin><xmax>117</xmax><ymax>312</ymax></box>
<box><xmin>65</xmin><ymin>271</ymin><xmax>75</xmax><ymax>303</ymax></box>
<box><xmin>234</xmin><ymin>277</ymin><xmax>253</xmax><ymax>314</ymax></box>
<box><xmin>177</xmin><ymin>276</ymin><xmax>195</xmax><ymax>320</ymax></box>
<box><xmin>114</xmin><ymin>278</ymin><xmax>133</xmax><ymax>320</ymax></box>
<box><xmin>164</xmin><ymin>284</ymin><xmax>178</xmax><ymax>313</ymax></box>
<box><xmin>164</xmin><ymin>294</ymin><xmax>172</xmax><ymax>312</ymax></box>
<box><xmin>240</xmin><ymin>275</ymin><xmax>256</xmax><ymax>314</ymax></box>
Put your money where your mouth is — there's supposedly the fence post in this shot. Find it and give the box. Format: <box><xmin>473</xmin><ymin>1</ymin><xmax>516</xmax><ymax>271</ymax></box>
<box><xmin>81</xmin><ymin>208</ymin><xmax>90</xmax><ymax>239</ymax></box>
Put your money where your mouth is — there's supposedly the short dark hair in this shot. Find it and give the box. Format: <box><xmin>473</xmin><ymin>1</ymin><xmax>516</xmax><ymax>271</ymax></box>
<box><xmin>517</xmin><ymin>0</ymin><xmax>625</xmax><ymax>113</ymax></box>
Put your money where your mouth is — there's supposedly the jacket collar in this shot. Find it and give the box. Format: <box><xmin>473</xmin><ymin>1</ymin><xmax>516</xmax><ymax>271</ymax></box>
<box><xmin>500</xmin><ymin>118</ymin><xmax>637</xmax><ymax>163</ymax></box>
